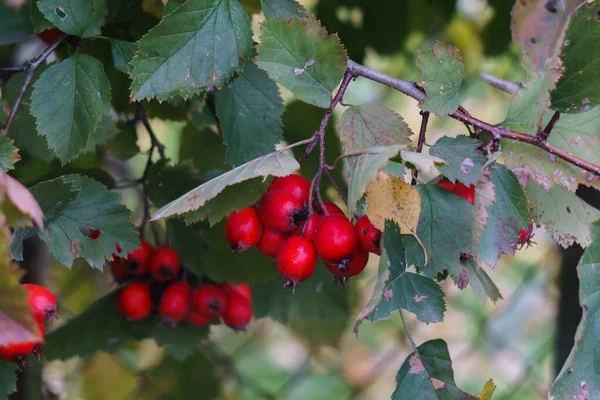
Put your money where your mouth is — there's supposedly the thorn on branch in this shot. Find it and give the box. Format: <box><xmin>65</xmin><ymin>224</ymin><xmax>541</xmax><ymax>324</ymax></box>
<box><xmin>536</xmin><ymin>110</ymin><xmax>560</xmax><ymax>143</ymax></box>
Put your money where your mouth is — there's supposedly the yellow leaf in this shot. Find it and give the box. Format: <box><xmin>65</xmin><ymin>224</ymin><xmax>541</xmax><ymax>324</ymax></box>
<box><xmin>477</xmin><ymin>379</ymin><xmax>496</xmax><ymax>400</ymax></box>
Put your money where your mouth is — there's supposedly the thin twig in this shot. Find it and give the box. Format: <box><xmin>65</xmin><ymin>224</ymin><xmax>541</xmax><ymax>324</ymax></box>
<box><xmin>1</xmin><ymin>34</ymin><xmax>67</xmax><ymax>135</ymax></box>
<box><xmin>346</xmin><ymin>60</ymin><xmax>600</xmax><ymax>177</ymax></box>
<box><xmin>137</xmin><ymin>104</ymin><xmax>166</xmax><ymax>160</ymax></box>
<box><xmin>399</xmin><ymin>310</ymin><xmax>418</xmax><ymax>352</ymax></box>
<box><xmin>324</xmin><ymin>168</ymin><xmax>347</xmax><ymax>205</ymax></box>
<box><xmin>412</xmin><ymin>110</ymin><xmax>430</xmax><ymax>184</ymax></box>
<box><xmin>537</xmin><ymin>110</ymin><xmax>560</xmax><ymax>142</ymax></box>
<box><xmin>479</xmin><ymin>72</ymin><xmax>521</xmax><ymax>95</ymax></box>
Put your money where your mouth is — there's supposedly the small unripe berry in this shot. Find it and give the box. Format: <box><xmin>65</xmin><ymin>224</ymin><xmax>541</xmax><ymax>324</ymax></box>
<box><xmin>126</xmin><ymin>239</ymin><xmax>153</xmax><ymax>275</ymax></box>
<box><xmin>220</xmin><ymin>282</ymin><xmax>252</xmax><ymax>303</ymax></box>
<box><xmin>257</xmin><ymin>227</ymin><xmax>289</xmax><ymax>258</ymax></box>
<box><xmin>276</xmin><ymin>236</ymin><xmax>316</xmax><ymax>288</ymax></box>
<box><xmin>118</xmin><ymin>282</ymin><xmax>152</xmax><ymax>321</ymax></box>
<box><xmin>269</xmin><ymin>174</ymin><xmax>311</xmax><ymax>206</ymax></box>
<box><xmin>314</xmin><ymin>215</ymin><xmax>358</xmax><ymax>263</ymax></box>
<box><xmin>158</xmin><ymin>282</ymin><xmax>191</xmax><ymax>326</ymax></box>
<box><xmin>437</xmin><ymin>179</ymin><xmax>475</xmax><ymax>206</ymax></box>
<box><xmin>225</xmin><ymin>207</ymin><xmax>262</xmax><ymax>253</ymax></box>
<box><xmin>149</xmin><ymin>246</ymin><xmax>180</xmax><ymax>282</ymax></box>
<box><xmin>187</xmin><ymin>311</ymin><xmax>213</xmax><ymax>327</ymax></box>
<box><xmin>258</xmin><ymin>190</ymin><xmax>307</xmax><ymax>232</ymax></box>
<box><xmin>355</xmin><ymin>216</ymin><xmax>382</xmax><ymax>255</ymax></box>
<box><xmin>23</xmin><ymin>284</ymin><xmax>57</xmax><ymax>323</ymax></box>
<box><xmin>223</xmin><ymin>292</ymin><xmax>253</xmax><ymax>331</ymax></box>
<box><xmin>192</xmin><ymin>285</ymin><xmax>228</xmax><ymax>319</ymax></box>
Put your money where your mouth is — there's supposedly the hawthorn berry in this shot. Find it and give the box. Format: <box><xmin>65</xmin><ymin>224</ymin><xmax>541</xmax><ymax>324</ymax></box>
<box><xmin>109</xmin><ymin>257</ymin><xmax>129</xmax><ymax>282</ymax></box>
<box><xmin>269</xmin><ymin>174</ymin><xmax>311</xmax><ymax>206</ymax></box>
<box><xmin>325</xmin><ymin>245</ymin><xmax>369</xmax><ymax>279</ymax></box>
<box><xmin>32</xmin><ymin>323</ymin><xmax>45</xmax><ymax>360</ymax></box>
<box><xmin>0</xmin><ymin>323</ymin><xmax>45</xmax><ymax>367</ymax></box>
<box><xmin>301</xmin><ymin>214</ymin><xmax>321</xmax><ymax>241</ymax></box>
<box><xmin>517</xmin><ymin>220</ymin><xmax>536</xmax><ymax>249</ymax></box>
<box><xmin>257</xmin><ymin>227</ymin><xmax>289</xmax><ymax>258</ymax></box>
<box><xmin>321</xmin><ymin>201</ymin><xmax>345</xmax><ymax>216</ymax></box>
<box><xmin>437</xmin><ymin>179</ymin><xmax>475</xmax><ymax>206</ymax></box>
<box><xmin>222</xmin><ymin>292</ymin><xmax>253</xmax><ymax>331</ymax></box>
<box><xmin>118</xmin><ymin>282</ymin><xmax>152</xmax><ymax>321</ymax></box>
<box><xmin>220</xmin><ymin>282</ymin><xmax>252</xmax><ymax>303</ymax></box>
<box><xmin>36</xmin><ymin>28</ymin><xmax>62</xmax><ymax>45</ymax></box>
<box><xmin>225</xmin><ymin>207</ymin><xmax>262</xmax><ymax>253</ymax></box>
<box><xmin>355</xmin><ymin>215</ymin><xmax>382</xmax><ymax>255</ymax></box>
<box><xmin>23</xmin><ymin>284</ymin><xmax>57</xmax><ymax>323</ymax></box>
<box><xmin>187</xmin><ymin>311</ymin><xmax>213</xmax><ymax>327</ymax></box>
<box><xmin>258</xmin><ymin>190</ymin><xmax>307</xmax><ymax>232</ymax></box>
<box><xmin>192</xmin><ymin>285</ymin><xmax>228</xmax><ymax>319</ymax></box>
<box><xmin>149</xmin><ymin>246</ymin><xmax>181</xmax><ymax>282</ymax></box>
<box><xmin>158</xmin><ymin>282</ymin><xmax>191</xmax><ymax>325</ymax></box>
<box><xmin>126</xmin><ymin>239</ymin><xmax>153</xmax><ymax>275</ymax></box>
<box><xmin>314</xmin><ymin>215</ymin><xmax>358</xmax><ymax>263</ymax></box>
<box><xmin>276</xmin><ymin>236</ymin><xmax>317</xmax><ymax>288</ymax></box>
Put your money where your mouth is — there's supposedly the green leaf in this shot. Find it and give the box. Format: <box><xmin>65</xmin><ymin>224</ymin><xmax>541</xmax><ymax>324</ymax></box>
<box><xmin>252</xmin><ymin>263</ymin><xmax>350</xmax><ymax>346</ymax></box>
<box><xmin>417</xmin><ymin>42</ymin><xmax>464</xmax><ymax>116</ymax></box>
<box><xmin>550</xmin><ymin>220</ymin><xmax>600</xmax><ymax>397</ymax></box>
<box><xmin>366</xmin><ymin>221</ymin><xmax>446</xmax><ymax>325</ymax></box>
<box><xmin>216</xmin><ymin>61</ymin><xmax>284</xmax><ymax>167</ymax></box>
<box><xmin>551</xmin><ymin>1</ymin><xmax>600</xmax><ymax>113</ymax></box>
<box><xmin>106</xmin><ymin>124</ymin><xmax>139</xmax><ymax>161</ymax></box>
<box><xmin>392</xmin><ymin>339</ymin><xmax>477</xmax><ymax>399</ymax></box>
<box><xmin>152</xmin><ymin>150</ymin><xmax>298</xmax><ymax>220</ymax></box>
<box><xmin>110</xmin><ymin>40</ymin><xmax>138</xmax><ymax>74</ymax></box>
<box><xmin>0</xmin><ymin>4</ymin><xmax>34</xmax><ymax>46</ymax></box>
<box><xmin>30</xmin><ymin>0</ymin><xmax>55</xmax><ymax>33</ymax></box>
<box><xmin>283</xmin><ymin>371</ymin><xmax>351</xmax><ymax>400</ymax></box>
<box><xmin>130</xmin><ymin>0</ymin><xmax>253</xmax><ymax>102</ymax></box>
<box><xmin>38</xmin><ymin>0</ymin><xmax>105</xmax><ymax>37</ymax></box>
<box><xmin>0</xmin><ymin>361</ymin><xmax>17</xmax><ymax>398</ymax></box>
<box><xmin>30</xmin><ymin>54</ymin><xmax>112</xmax><ymax>163</ymax></box>
<box><xmin>338</xmin><ymin>104</ymin><xmax>413</xmax><ymax>153</ymax></box>
<box><xmin>476</xmin><ymin>164</ymin><xmax>530</xmax><ymax>269</ymax></box>
<box><xmin>346</xmin><ymin>145</ymin><xmax>407</xmax><ymax>216</ymax></box>
<box><xmin>0</xmin><ymin>137</ymin><xmax>19</xmax><ymax>172</ymax></box>
<box><xmin>256</xmin><ymin>16</ymin><xmax>348</xmax><ymax>108</ymax></box>
<box><xmin>429</xmin><ymin>136</ymin><xmax>485</xmax><ymax>186</ymax></box>
<box><xmin>85</xmin><ymin>115</ymin><xmax>120</xmax><ymax>151</ymax></box>
<box><xmin>12</xmin><ymin>175</ymin><xmax>138</xmax><ymax>268</ymax></box>
<box><xmin>406</xmin><ymin>184</ymin><xmax>474</xmax><ymax>279</ymax></box>
<box><xmin>45</xmin><ymin>291</ymin><xmax>210</xmax><ymax>361</ymax></box>
<box><xmin>461</xmin><ymin>259</ymin><xmax>502</xmax><ymax>303</ymax></box>
<box><xmin>147</xmin><ymin>161</ymin><xmax>203</xmax><ymax>209</ymax></box>
<box><xmin>502</xmin><ymin>72</ymin><xmax>552</xmax><ymax>132</ymax></box>
<box><xmin>260</xmin><ymin>0</ymin><xmax>307</xmax><ymax>20</ymax></box>
<box><xmin>526</xmin><ymin>180</ymin><xmax>600</xmax><ymax>248</ymax></box>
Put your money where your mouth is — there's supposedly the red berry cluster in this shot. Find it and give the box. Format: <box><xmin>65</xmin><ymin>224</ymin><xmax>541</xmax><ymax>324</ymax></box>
<box><xmin>225</xmin><ymin>174</ymin><xmax>382</xmax><ymax>288</ymax></box>
<box><xmin>0</xmin><ymin>284</ymin><xmax>57</xmax><ymax>368</ymax></box>
<box><xmin>111</xmin><ymin>241</ymin><xmax>252</xmax><ymax>331</ymax></box>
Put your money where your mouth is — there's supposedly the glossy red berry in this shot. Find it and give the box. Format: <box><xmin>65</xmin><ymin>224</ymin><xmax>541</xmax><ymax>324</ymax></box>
<box><xmin>223</xmin><ymin>292</ymin><xmax>253</xmax><ymax>331</ymax></box>
<box><xmin>437</xmin><ymin>179</ymin><xmax>475</xmax><ymax>206</ymax></box>
<box><xmin>225</xmin><ymin>207</ymin><xmax>262</xmax><ymax>253</ymax></box>
<box><xmin>276</xmin><ymin>236</ymin><xmax>316</xmax><ymax>288</ymax></box>
<box><xmin>187</xmin><ymin>311</ymin><xmax>213</xmax><ymax>327</ymax></box>
<box><xmin>257</xmin><ymin>227</ymin><xmax>289</xmax><ymax>258</ymax></box>
<box><xmin>302</xmin><ymin>214</ymin><xmax>321</xmax><ymax>241</ymax></box>
<box><xmin>158</xmin><ymin>282</ymin><xmax>191</xmax><ymax>325</ymax></box>
<box><xmin>517</xmin><ymin>220</ymin><xmax>536</xmax><ymax>249</ymax></box>
<box><xmin>321</xmin><ymin>201</ymin><xmax>345</xmax><ymax>216</ymax></box>
<box><xmin>269</xmin><ymin>174</ymin><xmax>311</xmax><ymax>206</ymax></box>
<box><xmin>23</xmin><ymin>284</ymin><xmax>57</xmax><ymax>323</ymax></box>
<box><xmin>314</xmin><ymin>215</ymin><xmax>358</xmax><ymax>263</ymax></box>
<box><xmin>109</xmin><ymin>257</ymin><xmax>129</xmax><ymax>282</ymax></box>
<box><xmin>118</xmin><ymin>282</ymin><xmax>152</xmax><ymax>321</ymax></box>
<box><xmin>220</xmin><ymin>282</ymin><xmax>252</xmax><ymax>303</ymax></box>
<box><xmin>355</xmin><ymin>216</ymin><xmax>382</xmax><ymax>255</ymax></box>
<box><xmin>325</xmin><ymin>245</ymin><xmax>369</xmax><ymax>279</ymax></box>
<box><xmin>0</xmin><ymin>323</ymin><xmax>45</xmax><ymax>367</ymax></box>
<box><xmin>126</xmin><ymin>239</ymin><xmax>153</xmax><ymax>275</ymax></box>
<box><xmin>192</xmin><ymin>285</ymin><xmax>228</xmax><ymax>319</ymax></box>
<box><xmin>36</xmin><ymin>28</ymin><xmax>62</xmax><ymax>45</ymax></box>
<box><xmin>258</xmin><ymin>190</ymin><xmax>307</xmax><ymax>232</ymax></box>
<box><xmin>149</xmin><ymin>246</ymin><xmax>180</xmax><ymax>282</ymax></box>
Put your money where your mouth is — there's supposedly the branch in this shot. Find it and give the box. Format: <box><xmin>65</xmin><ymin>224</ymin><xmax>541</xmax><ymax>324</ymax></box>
<box><xmin>412</xmin><ymin>110</ymin><xmax>430</xmax><ymax>184</ymax></box>
<box><xmin>536</xmin><ymin>110</ymin><xmax>560</xmax><ymax>142</ymax></box>
<box><xmin>479</xmin><ymin>72</ymin><xmax>521</xmax><ymax>95</ymax></box>
<box><xmin>1</xmin><ymin>34</ymin><xmax>67</xmax><ymax>135</ymax></box>
<box><xmin>347</xmin><ymin>60</ymin><xmax>600</xmax><ymax>177</ymax></box>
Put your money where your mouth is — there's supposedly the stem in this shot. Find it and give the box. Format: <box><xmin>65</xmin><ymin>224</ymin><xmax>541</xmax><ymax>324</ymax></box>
<box><xmin>324</xmin><ymin>168</ymin><xmax>347</xmax><ymax>205</ymax></box>
<box><xmin>1</xmin><ymin>35</ymin><xmax>67</xmax><ymax>135</ymax></box>
<box><xmin>347</xmin><ymin>60</ymin><xmax>600</xmax><ymax>177</ymax></box>
<box><xmin>399</xmin><ymin>310</ymin><xmax>418</xmax><ymax>352</ymax></box>
<box><xmin>412</xmin><ymin>110</ymin><xmax>430</xmax><ymax>184</ymax></box>
<box><xmin>137</xmin><ymin>105</ymin><xmax>166</xmax><ymax>160</ymax></box>
<box><xmin>537</xmin><ymin>110</ymin><xmax>560</xmax><ymax>142</ymax></box>
<box><xmin>479</xmin><ymin>72</ymin><xmax>521</xmax><ymax>95</ymax></box>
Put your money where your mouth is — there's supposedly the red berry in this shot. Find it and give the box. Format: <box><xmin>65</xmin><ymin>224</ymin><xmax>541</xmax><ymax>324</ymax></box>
<box><xmin>257</xmin><ymin>227</ymin><xmax>289</xmax><ymax>258</ymax></box>
<box><xmin>436</xmin><ymin>179</ymin><xmax>475</xmax><ymax>206</ymax></box>
<box><xmin>314</xmin><ymin>215</ymin><xmax>358</xmax><ymax>263</ymax></box>
<box><xmin>225</xmin><ymin>207</ymin><xmax>262</xmax><ymax>253</ymax></box>
<box><xmin>302</xmin><ymin>214</ymin><xmax>321</xmax><ymax>241</ymax></box>
<box><xmin>149</xmin><ymin>246</ymin><xmax>180</xmax><ymax>282</ymax></box>
<box><xmin>118</xmin><ymin>282</ymin><xmax>152</xmax><ymax>321</ymax></box>
<box><xmin>325</xmin><ymin>245</ymin><xmax>369</xmax><ymax>279</ymax></box>
<box><xmin>355</xmin><ymin>216</ymin><xmax>382</xmax><ymax>255</ymax></box>
<box><xmin>192</xmin><ymin>285</ymin><xmax>228</xmax><ymax>319</ymax></box>
<box><xmin>258</xmin><ymin>190</ymin><xmax>307</xmax><ymax>232</ymax></box>
<box><xmin>23</xmin><ymin>284</ymin><xmax>57</xmax><ymax>323</ymax></box>
<box><xmin>223</xmin><ymin>292</ymin><xmax>253</xmax><ymax>331</ymax></box>
<box><xmin>517</xmin><ymin>220</ymin><xmax>536</xmax><ymax>249</ymax></box>
<box><xmin>220</xmin><ymin>282</ymin><xmax>252</xmax><ymax>303</ymax></box>
<box><xmin>36</xmin><ymin>28</ymin><xmax>62</xmax><ymax>45</ymax></box>
<box><xmin>269</xmin><ymin>174</ymin><xmax>311</xmax><ymax>206</ymax></box>
<box><xmin>0</xmin><ymin>341</ymin><xmax>36</xmax><ymax>367</ymax></box>
<box><xmin>126</xmin><ymin>239</ymin><xmax>153</xmax><ymax>275</ymax></box>
<box><xmin>158</xmin><ymin>282</ymin><xmax>191</xmax><ymax>326</ymax></box>
<box><xmin>321</xmin><ymin>202</ymin><xmax>345</xmax><ymax>216</ymax></box>
<box><xmin>115</xmin><ymin>243</ymin><xmax>122</xmax><ymax>253</ymax></box>
<box><xmin>276</xmin><ymin>236</ymin><xmax>316</xmax><ymax>288</ymax></box>
<box><xmin>187</xmin><ymin>311</ymin><xmax>213</xmax><ymax>327</ymax></box>
<box><xmin>109</xmin><ymin>257</ymin><xmax>129</xmax><ymax>282</ymax></box>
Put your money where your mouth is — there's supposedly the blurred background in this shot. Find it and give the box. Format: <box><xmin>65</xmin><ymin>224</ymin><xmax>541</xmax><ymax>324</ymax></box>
<box><xmin>3</xmin><ymin>0</ymin><xmax>594</xmax><ymax>399</ymax></box>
